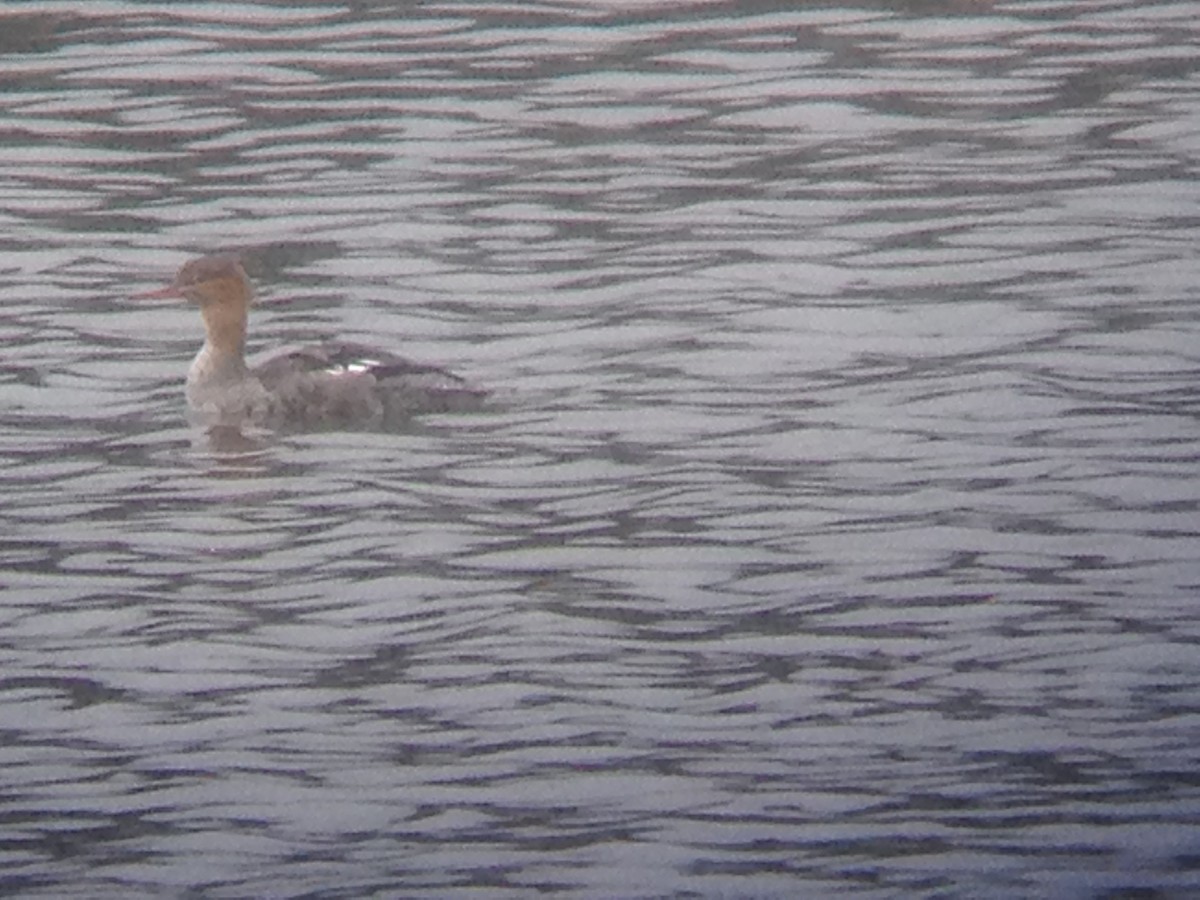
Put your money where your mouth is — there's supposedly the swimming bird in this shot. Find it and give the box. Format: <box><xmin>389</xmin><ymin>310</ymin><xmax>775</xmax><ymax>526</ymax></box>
<box><xmin>134</xmin><ymin>254</ymin><xmax>486</xmax><ymax>429</ymax></box>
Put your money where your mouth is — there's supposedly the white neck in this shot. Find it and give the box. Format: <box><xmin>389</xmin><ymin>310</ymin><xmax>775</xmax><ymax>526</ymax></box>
<box><xmin>185</xmin><ymin>340</ymin><xmax>271</xmax><ymax>424</ymax></box>
<box><xmin>188</xmin><ymin>339</ymin><xmax>250</xmax><ymax>390</ymax></box>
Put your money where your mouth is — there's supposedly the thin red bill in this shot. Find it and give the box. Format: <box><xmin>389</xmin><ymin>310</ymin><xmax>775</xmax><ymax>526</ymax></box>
<box><xmin>131</xmin><ymin>284</ymin><xmax>184</xmax><ymax>300</ymax></box>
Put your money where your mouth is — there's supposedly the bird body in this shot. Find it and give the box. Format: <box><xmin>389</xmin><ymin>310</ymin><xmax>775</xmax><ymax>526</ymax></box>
<box><xmin>135</xmin><ymin>254</ymin><xmax>486</xmax><ymax>430</ymax></box>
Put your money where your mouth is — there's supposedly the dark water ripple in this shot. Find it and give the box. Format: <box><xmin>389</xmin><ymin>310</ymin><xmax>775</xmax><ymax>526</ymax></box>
<box><xmin>1</xmin><ymin>0</ymin><xmax>1199</xmax><ymax>897</ymax></box>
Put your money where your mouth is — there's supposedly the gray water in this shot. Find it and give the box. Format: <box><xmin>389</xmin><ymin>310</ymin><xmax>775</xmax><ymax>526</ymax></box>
<box><xmin>1</xmin><ymin>1</ymin><xmax>1198</xmax><ymax>897</ymax></box>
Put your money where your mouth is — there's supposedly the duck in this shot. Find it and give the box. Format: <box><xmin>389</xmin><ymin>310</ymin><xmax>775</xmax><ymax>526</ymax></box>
<box><xmin>134</xmin><ymin>254</ymin><xmax>486</xmax><ymax>430</ymax></box>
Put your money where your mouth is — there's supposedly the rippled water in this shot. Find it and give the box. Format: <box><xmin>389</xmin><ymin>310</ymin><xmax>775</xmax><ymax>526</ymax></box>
<box><xmin>2</xmin><ymin>1</ymin><xmax>1199</xmax><ymax>897</ymax></box>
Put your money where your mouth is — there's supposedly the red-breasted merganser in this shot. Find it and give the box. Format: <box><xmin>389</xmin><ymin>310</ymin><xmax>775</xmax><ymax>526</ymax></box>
<box><xmin>135</xmin><ymin>254</ymin><xmax>486</xmax><ymax>429</ymax></box>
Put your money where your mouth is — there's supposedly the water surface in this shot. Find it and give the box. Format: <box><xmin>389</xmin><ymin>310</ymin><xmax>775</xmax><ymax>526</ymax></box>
<box><xmin>1</xmin><ymin>1</ymin><xmax>1198</xmax><ymax>897</ymax></box>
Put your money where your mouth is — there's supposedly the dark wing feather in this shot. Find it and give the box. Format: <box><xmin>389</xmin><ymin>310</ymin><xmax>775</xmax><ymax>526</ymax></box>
<box><xmin>319</xmin><ymin>342</ymin><xmax>477</xmax><ymax>384</ymax></box>
<box><xmin>253</xmin><ymin>341</ymin><xmax>486</xmax><ymax>426</ymax></box>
